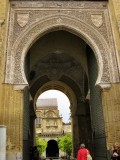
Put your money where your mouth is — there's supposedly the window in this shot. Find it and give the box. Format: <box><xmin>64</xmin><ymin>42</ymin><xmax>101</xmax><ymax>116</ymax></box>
<box><xmin>46</xmin><ymin>120</ymin><xmax>50</xmax><ymax>127</ymax></box>
<box><xmin>36</xmin><ymin>117</ymin><xmax>41</xmax><ymax>128</ymax></box>
<box><xmin>54</xmin><ymin>120</ymin><xmax>57</xmax><ymax>126</ymax></box>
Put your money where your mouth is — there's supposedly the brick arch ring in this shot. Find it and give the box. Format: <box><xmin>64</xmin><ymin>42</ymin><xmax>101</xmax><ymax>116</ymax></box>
<box><xmin>5</xmin><ymin>14</ymin><xmax>112</xmax><ymax>89</ymax></box>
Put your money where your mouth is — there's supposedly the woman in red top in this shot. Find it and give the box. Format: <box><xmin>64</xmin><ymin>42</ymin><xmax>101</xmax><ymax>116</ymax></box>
<box><xmin>77</xmin><ymin>144</ymin><xmax>89</xmax><ymax>160</ymax></box>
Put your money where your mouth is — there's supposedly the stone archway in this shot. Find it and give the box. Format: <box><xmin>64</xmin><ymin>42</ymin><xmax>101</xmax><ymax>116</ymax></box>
<box><xmin>5</xmin><ymin>3</ymin><xmax>119</xmax><ymax>88</ymax></box>
<box><xmin>34</xmin><ymin>81</ymin><xmax>78</xmax><ymax>157</ymax></box>
<box><xmin>34</xmin><ymin>81</ymin><xmax>77</xmax><ymax>115</ymax></box>
<box><xmin>6</xmin><ymin>17</ymin><xmax>109</xmax><ymax>86</ymax></box>
<box><xmin>4</xmin><ymin>1</ymin><xmax>120</xmax><ymax>160</ymax></box>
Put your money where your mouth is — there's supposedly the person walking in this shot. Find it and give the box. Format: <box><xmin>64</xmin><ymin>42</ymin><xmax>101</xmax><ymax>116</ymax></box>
<box><xmin>77</xmin><ymin>143</ymin><xmax>90</xmax><ymax>160</ymax></box>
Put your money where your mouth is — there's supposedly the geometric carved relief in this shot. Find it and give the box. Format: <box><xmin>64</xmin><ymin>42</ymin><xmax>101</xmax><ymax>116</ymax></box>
<box><xmin>4</xmin><ymin>1</ymin><xmax>120</xmax><ymax>89</ymax></box>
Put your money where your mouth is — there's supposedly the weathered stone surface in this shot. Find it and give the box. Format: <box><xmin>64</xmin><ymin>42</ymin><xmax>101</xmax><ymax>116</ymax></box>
<box><xmin>0</xmin><ymin>0</ymin><xmax>120</xmax><ymax>160</ymax></box>
<box><xmin>4</xmin><ymin>1</ymin><xmax>119</xmax><ymax>87</ymax></box>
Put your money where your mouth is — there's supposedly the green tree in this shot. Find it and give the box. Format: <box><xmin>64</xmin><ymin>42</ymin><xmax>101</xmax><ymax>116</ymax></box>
<box><xmin>36</xmin><ymin>135</ymin><xmax>47</xmax><ymax>157</ymax></box>
<box><xmin>57</xmin><ymin>133</ymin><xmax>72</xmax><ymax>159</ymax></box>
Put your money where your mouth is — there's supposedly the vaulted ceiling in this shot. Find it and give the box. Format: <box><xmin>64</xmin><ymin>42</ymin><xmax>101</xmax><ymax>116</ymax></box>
<box><xmin>25</xmin><ymin>30</ymin><xmax>89</xmax><ymax>100</ymax></box>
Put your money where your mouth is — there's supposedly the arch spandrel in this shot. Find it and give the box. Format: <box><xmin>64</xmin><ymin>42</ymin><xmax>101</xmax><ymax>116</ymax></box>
<box><xmin>5</xmin><ymin>14</ymin><xmax>115</xmax><ymax>89</ymax></box>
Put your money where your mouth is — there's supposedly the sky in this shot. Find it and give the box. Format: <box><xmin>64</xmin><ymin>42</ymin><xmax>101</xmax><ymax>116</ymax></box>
<box><xmin>38</xmin><ymin>90</ymin><xmax>70</xmax><ymax>123</ymax></box>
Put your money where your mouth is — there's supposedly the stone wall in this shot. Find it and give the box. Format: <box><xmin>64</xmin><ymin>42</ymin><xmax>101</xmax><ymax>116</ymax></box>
<box><xmin>0</xmin><ymin>0</ymin><xmax>120</xmax><ymax>160</ymax></box>
<box><xmin>102</xmin><ymin>84</ymin><xmax>120</xmax><ymax>149</ymax></box>
<box><xmin>0</xmin><ymin>85</ymin><xmax>24</xmax><ymax>160</ymax></box>
<box><xmin>108</xmin><ymin>0</ymin><xmax>120</xmax><ymax>75</ymax></box>
<box><xmin>0</xmin><ymin>1</ymin><xmax>24</xmax><ymax>159</ymax></box>
<box><xmin>0</xmin><ymin>0</ymin><xmax>8</xmax><ymax>83</ymax></box>
<box><xmin>104</xmin><ymin>0</ymin><xmax>120</xmax><ymax>149</ymax></box>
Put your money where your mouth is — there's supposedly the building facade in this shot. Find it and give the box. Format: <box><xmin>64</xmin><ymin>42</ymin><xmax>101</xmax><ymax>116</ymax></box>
<box><xmin>36</xmin><ymin>98</ymin><xmax>63</xmax><ymax>135</ymax></box>
<box><xmin>0</xmin><ymin>0</ymin><xmax>120</xmax><ymax>160</ymax></box>
<box><xmin>36</xmin><ymin>98</ymin><xmax>71</xmax><ymax>158</ymax></box>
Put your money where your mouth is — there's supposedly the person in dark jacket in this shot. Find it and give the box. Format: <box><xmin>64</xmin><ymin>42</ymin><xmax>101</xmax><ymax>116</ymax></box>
<box><xmin>111</xmin><ymin>142</ymin><xmax>120</xmax><ymax>160</ymax></box>
<box><xmin>30</xmin><ymin>146</ymin><xmax>34</xmax><ymax>160</ymax></box>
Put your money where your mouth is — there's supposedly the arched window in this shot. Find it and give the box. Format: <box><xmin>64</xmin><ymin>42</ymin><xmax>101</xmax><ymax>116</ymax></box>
<box><xmin>54</xmin><ymin>120</ymin><xmax>57</xmax><ymax>126</ymax></box>
<box><xmin>47</xmin><ymin>112</ymin><xmax>53</xmax><ymax>117</ymax></box>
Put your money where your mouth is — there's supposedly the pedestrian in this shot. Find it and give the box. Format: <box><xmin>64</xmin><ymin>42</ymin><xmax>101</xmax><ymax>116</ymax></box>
<box><xmin>118</xmin><ymin>143</ymin><xmax>120</xmax><ymax>160</ymax></box>
<box><xmin>111</xmin><ymin>142</ymin><xmax>120</xmax><ymax>160</ymax></box>
<box><xmin>30</xmin><ymin>146</ymin><xmax>34</xmax><ymax>160</ymax></box>
<box><xmin>33</xmin><ymin>146</ymin><xmax>39</xmax><ymax>160</ymax></box>
<box><xmin>77</xmin><ymin>143</ymin><xmax>91</xmax><ymax>160</ymax></box>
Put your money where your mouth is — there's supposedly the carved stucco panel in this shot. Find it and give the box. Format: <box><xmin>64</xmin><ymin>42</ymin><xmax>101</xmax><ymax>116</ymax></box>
<box><xmin>12</xmin><ymin>10</ymin><xmax>109</xmax><ymax>44</ymax></box>
<box><xmin>4</xmin><ymin>1</ymin><xmax>120</xmax><ymax>88</ymax></box>
<box><xmin>11</xmin><ymin>16</ymin><xmax>110</xmax><ymax>85</ymax></box>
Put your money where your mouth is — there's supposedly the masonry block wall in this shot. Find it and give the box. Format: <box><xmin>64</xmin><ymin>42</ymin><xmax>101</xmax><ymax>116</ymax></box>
<box><xmin>0</xmin><ymin>1</ymin><xmax>24</xmax><ymax>159</ymax></box>
<box><xmin>102</xmin><ymin>84</ymin><xmax>120</xmax><ymax>149</ymax></box>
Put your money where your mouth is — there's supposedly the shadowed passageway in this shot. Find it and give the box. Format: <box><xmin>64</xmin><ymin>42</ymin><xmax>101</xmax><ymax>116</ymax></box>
<box><xmin>46</xmin><ymin>140</ymin><xmax>59</xmax><ymax>158</ymax></box>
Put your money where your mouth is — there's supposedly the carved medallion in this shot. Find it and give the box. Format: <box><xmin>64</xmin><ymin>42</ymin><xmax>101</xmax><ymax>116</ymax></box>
<box><xmin>91</xmin><ymin>14</ymin><xmax>103</xmax><ymax>27</ymax></box>
<box><xmin>57</xmin><ymin>18</ymin><xmax>62</xmax><ymax>23</ymax></box>
<box><xmin>17</xmin><ymin>13</ymin><xmax>29</xmax><ymax>27</ymax></box>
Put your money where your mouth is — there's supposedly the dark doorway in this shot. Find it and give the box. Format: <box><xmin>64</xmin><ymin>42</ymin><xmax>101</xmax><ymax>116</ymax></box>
<box><xmin>46</xmin><ymin>140</ymin><xmax>59</xmax><ymax>158</ymax></box>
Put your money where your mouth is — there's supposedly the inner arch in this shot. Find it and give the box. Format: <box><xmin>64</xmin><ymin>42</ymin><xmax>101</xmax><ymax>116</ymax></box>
<box><xmin>23</xmin><ymin>27</ymin><xmax>107</xmax><ymax>159</ymax></box>
<box><xmin>38</xmin><ymin>90</ymin><xmax>70</xmax><ymax>123</ymax></box>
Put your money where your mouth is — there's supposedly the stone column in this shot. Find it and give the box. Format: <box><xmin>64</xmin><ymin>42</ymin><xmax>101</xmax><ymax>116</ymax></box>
<box><xmin>72</xmin><ymin>115</ymin><xmax>79</xmax><ymax>158</ymax></box>
<box><xmin>0</xmin><ymin>125</ymin><xmax>6</xmax><ymax>160</ymax></box>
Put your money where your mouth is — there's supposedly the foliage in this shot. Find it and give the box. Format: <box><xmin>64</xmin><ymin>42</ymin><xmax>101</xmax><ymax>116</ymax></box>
<box><xmin>57</xmin><ymin>133</ymin><xmax>72</xmax><ymax>157</ymax></box>
<box><xmin>36</xmin><ymin>135</ymin><xmax>47</xmax><ymax>156</ymax></box>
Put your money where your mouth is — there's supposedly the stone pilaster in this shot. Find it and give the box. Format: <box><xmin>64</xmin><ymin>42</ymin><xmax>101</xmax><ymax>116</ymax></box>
<box><xmin>71</xmin><ymin>115</ymin><xmax>79</xmax><ymax>157</ymax></box>
<box><xmin>108</xmin><ymin>0</ymin><xmax>120</xmax><ymax>77</ymax></box>
<box><xmin>101</xmin><ymin>83</ymin><xmax>120</xmax><ymax>149</ymax></box>
<box><xmin>0</xmin><ymin>0</ymin><xmax>9</xmax><ymax>83</ymax></box>
<box><xmin>0</xmin><ymin>85</ymin><xmax>24</xmax><ymax>160</ymax></box>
